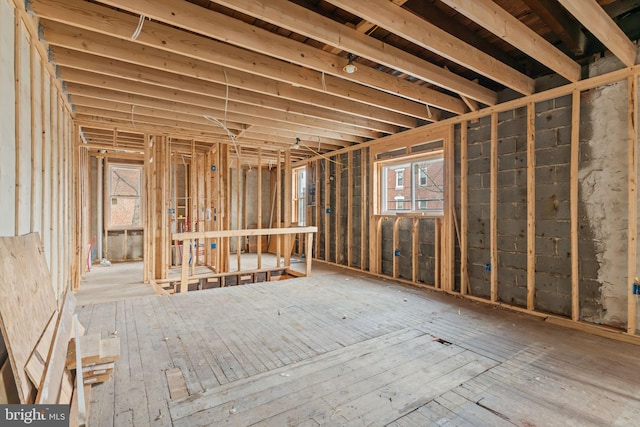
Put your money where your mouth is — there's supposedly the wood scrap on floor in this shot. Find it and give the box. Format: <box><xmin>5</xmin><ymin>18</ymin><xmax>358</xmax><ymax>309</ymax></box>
<box><xmin>66</xmin><ymin>333</ymin><xmax>120</xmax><ymax>385</ymax></box>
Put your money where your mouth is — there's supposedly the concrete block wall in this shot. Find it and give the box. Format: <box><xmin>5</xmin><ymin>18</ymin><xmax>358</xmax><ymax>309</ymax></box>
<box><xmin>455</xmin><ymin>48</ymin><xmax>640</xmax><ymax>327</ymax></box>
<box><xmin>463</xmin><ymin>115</ymin><xmax>492</xmax><ymax>299</ymax></box>
<box><xmin>533</xmin><ymin>97</ymin><xmax>573</xmax><ymax>316</ymax></box>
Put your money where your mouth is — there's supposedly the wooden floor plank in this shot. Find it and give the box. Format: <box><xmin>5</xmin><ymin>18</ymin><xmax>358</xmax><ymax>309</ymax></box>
<box><xmin>75</xmin><ymin>266</ymin><xmax>640</xmax><ymax>427</ymax></box>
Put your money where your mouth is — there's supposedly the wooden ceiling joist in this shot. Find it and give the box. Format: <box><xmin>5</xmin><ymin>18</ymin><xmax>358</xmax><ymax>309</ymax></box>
<box><xmin>556</xmin><ymin>0</ymin><xmax>638</xmax><ymax>67</ymax></box>
<box><xmin>70</xmin><ymin>94</ymin><xmax>354</xmax><ymax>151</ymax></box>
<box><xmin>521</xmin><ymin>0</ymin><xmax>587</xmax><ymax>56</ymax></box>
<box><xmin>32</xmin><ymin>0</ymin><xmax>466</xmax><ymax>116</ymax></box>
<box><xmin>258</xmin><ymin>0</ymin><xmax>532</xmax><ymax>96</ymax></box>
<box><xmin>45</xmin><ymin>29</ymin><xmax>412</xmax><ymax>131</ymax></box>
<box><xmin>438</xmin><ymin>0</ymin><xmax>582</xmax><ymax>82</ymax></box>
<box><xmin>59</xmin><ymin>67</ymin><xmax>379</xmax><ymax>140</ymax></box>
<box><xmin>213</xmin><ymin>0</ymin><xmax>511</xmax><ymax>100</ymax></box>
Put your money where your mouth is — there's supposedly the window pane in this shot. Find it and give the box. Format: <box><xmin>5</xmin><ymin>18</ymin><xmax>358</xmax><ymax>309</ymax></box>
<box><xmin>110</xmin><ymin>197</ymin><xmax>142</xmax><ymax>227</ymax></box>
<box><xmin>109</xmin><ymin>165</ymin><xmax>142</xmax><ymax>228</ymax></box>
<box><xmin>110</xmin><ymin>167</ymin><xmax>141</xmax><ymax>196</ymax></box>
<box><xmin>380</xmin><ymin>156</ymin><xmax>443</xmax><ymax>214</ymax></box>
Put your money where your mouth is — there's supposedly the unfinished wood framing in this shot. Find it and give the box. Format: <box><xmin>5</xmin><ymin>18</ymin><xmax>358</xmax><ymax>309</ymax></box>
<box><xmin>628</xmin><ymin>75</ymin><xmax>638</xmax><ymax>334</ymax></box>
<box><xmin>527</xmin><ymin>102</ymin><xmax>536</xmax><ymax>310</ymax></box>
<box><xmin>460</xmin><ymin>121</ymin><xmax>468</xmax><ymax>295</ymax></box>
<box><xmin>5</xmin><ymin>3</ymin><xmax>640</xmax><ymax>422</ymax></box>
<box><xmin>490</xmin><ymin>112</ymin><xmax>498</xmax><ymax>302</ymax></box>
<box><xmin>570</xmin><ymin>90</ymin><xmax>580</xmax><ymax>321</ymax></box>
<box><xmin>347</xmin><ymin>151</ymin><xmax>353</xmax><ymax>267</ymax></box>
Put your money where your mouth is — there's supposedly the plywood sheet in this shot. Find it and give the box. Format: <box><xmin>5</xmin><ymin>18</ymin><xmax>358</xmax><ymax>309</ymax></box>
<box><xmin>25</xmin><ymin>310</ymin><xmax>58</xmax><ymax>388</ymax></box>
<box><xmin>0</xmin><ymin>233</ymin><xmax>57</xmax><ymax>403</ymax></box>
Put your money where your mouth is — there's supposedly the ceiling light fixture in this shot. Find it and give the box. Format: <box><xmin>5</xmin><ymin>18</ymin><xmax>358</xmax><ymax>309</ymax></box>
<box><xmin>292</xmin><ymin>137</ymin><xmax>300</xmax><ymax>150</ymax></box>
<box><xmin>343</xmin><ymin>53</ymin><xmax>357</xmax><ymax>74</ymax></box>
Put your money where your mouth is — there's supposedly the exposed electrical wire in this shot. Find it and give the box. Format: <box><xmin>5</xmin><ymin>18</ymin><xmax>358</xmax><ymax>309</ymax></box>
<box><xmin>203</xmin><ymin>115</ymin><xmax>240</xmax><ymax>161</ymax></box>
<box><xmin>321</xmin><ymin>71</ymin><xmax>327</xmax><ymax>92</ymax></box>
<box><xmin>223</xmin><ymin>69</ymin><xmax>229</xmax><ymax>127</ymax></box>
<box><xmin>131</xmin><ymin>14</ymin><xmax>146</xmax><ymax>40</ymax></box>
<box><xmin>297</xmin><ymin>138</ymin><xmax>342</xmax><ymax>165</ymax></box>
<box><xmin>426</xmin><ymin>104</ymin><xmax>432</xmax><ymax>119</ymax></box>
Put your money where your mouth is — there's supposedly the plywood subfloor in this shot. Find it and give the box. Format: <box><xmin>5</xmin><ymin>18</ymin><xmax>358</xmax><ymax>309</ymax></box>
<box><xmin>78</xmin><ymin>270</ymin><xmax>640</xmax><ymax>426</ymax></box>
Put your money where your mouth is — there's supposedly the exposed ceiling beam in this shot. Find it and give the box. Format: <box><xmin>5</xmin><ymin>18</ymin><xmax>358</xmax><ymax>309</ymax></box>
<box><xmin>90</xmin><ymin>0</ymin><xmax>495</xmax><ymax>104</ymax></box>
<box><xmin>520</xmin><ymin>0</ymin><xmax>587</xmax><ymax>56</ymax></box>
<box><xmin>438</xmin><ymin>0</ymin><xmax>582</xmax><ymax>82</ymax></box>
<box><xmin>31</xmin><ymin>0</ymin><xmax>468</xmax><ymax>114</ymax></box>
<box><xmin>322</xmin><ymin>0</ymin><xmax>408</xmax><ymax>55</ymax></box>
<box><xmin>60</xmin><ymin>69</ymin><xmax>376</xmax><ymax>141</ymax></box>
<box><xmin>213</xmin><ymin>0</ymin><xmax>512</xmax><ymax>100</ymax></box>
<box><xmin>404</xmin><ymin>0</ymin><xmax>519</xmax><ymax>70</ymax></box>
<box><xmin>556</xmin><ymin>0</ymin><xmax>637</xmax><ymax>67</ymax></box>
<box><xmin>277</xmin><ymin>0</ymin><xmax>533</xmax><ymax>96</ymax></box>
<box><xmin>603</xmin><ymin>0</ymin><xmax>640</xmax><ymax>19</ymax></box>
<box><xmin>43</xmin><ymin>23</ymin><xmax>415</xmax><ymax>129</ymax></box>
<box><xmin>70</xmin><ymin>94</ymin><xmax>352</xmax><ymax>150</ymax></box>
<box><xmin>52</xmin><ymin>47</ymin><xmax>395</xmax><ymax>135</ymax></box>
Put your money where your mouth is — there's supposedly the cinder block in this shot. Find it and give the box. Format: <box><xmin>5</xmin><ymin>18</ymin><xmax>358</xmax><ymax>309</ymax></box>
<box><xmin>535</xmin><ymin>107</ymin><xmax>572</xmax><ymax>131</ymax></box>
<box><xmin>497</xmin><ymin>170</ymin><xmax>516</xmax><ymax>186</ymax></box>
<box><xmin>536</xmin><ymin>219</ymin><xmax>570</xmax><ymax>238</ymax></box>
<box><xmin>498</xmin><ymin>153</ymin><xmax>526</xmax><ymax>170</ymax></box>
<box><xmin>535</xmin><ymin>271</ymin><xmax>559</xmax><ymax>291</ymax></box>
<box><xmin>468</xmin><ymin>157</ymin><xmax>490</xmax><ymax>175</ymax></box>
<box><xmin>497</xmin><ymin>137</ymin><xmax>517</xmax><ymax>155</ymax></box>
<box><xmin>497</xmin><ymin>283</ymin><xmax>528</xmax><ymax>306</ymax></box>
<box><xmin>535</xmin><ymin>99</ymin><xmax>555</xmax><ymax>113</ymax></box>
<box><xmin>498</xmin><ymin>266</ymin><xmax>522</xmax><ymax>286</ymax></box>
<box><xmin>515</xmin><ymin>169</ymin><xmax>527</xmax><ymax>187</ymax></box>
<box><xmin>499</xmin><ymin>251</ymin><xmax>527</xmax><ymax>269</ymax></box>
<box><xmin>535</xmin><ymin>290</ymin><xmax>571</xmax><ymax>316</ymax></box>
<box><xmin>467</xmin><ymin>141</ymin><xmax>483</xmax><ymax>158</ymax></box>
<box><xmin>536</xmin><ymin>254</ymin><xmax>572</xmax><ymax>277</ymax></box>
<box><xmin>554</xmin><ymin>94</ymin><xmax>572</xmax><ymax>109</ymax></box>
<box><xmin>500</xmin><ymin>186</ymin><xmax>527</xmax><ymax>204</ymax></box>
<box><xmin>535</xmin><ymin>145</ymin><xmax>571</xmax><ymax>167</ymax></box>
<box><xmin>534</xmin><ymin>128</ymin><xmax>557</xmax><ymax>149</ymax></box>
<box><xmin>498</xmin><ymin>117</ymin><xmax>526</xmax><ymax>138</ymax></box>
<box><xmin>498</xmin><ymin>110</ymin><xmax>514</xmax><ymax>122</ymax></box>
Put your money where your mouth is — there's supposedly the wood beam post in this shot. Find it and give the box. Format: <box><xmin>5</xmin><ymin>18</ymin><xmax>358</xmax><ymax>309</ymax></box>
<box><xmin>628</xmin><ymin>76</ymin><xmax>638</xmax><ymax>334</ymax></box>
<box><xmin>460</xmin><ymin>121</ymin><xmax>469</xmax><ymax>295</ymax></box>
<box><xmin>490</xmin><ymin>113</ymin><xmax>498</xmax><ymax>302</ymax></box>
<box><xmin>570</xmin><ymin>90</ymin><xmax>580</xmax><ymax>321</ymax></box>
<box><xmin>527</xmin><ymin>103</ymin><xmax>536</xmax><ymax>310</ymax></box>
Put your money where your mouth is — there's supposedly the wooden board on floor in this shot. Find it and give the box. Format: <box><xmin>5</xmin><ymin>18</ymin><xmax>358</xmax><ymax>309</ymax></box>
<box><xmin>0</xmin><ymin>233</ymin><xmax>57</xmax><ymax>403</ymax></box>
<box><xmin>166</xmin><ymin>367</ymin><xmax>189</xmax><ymax>400</ymax></box>
<box><xmin>37</xmin><ymin>289</ymin><xmax>76</xmax><ymax>404</ymax></box>
<box><xmin>66</xmin><ymin>334</ymin><xmax>101</xmax><ymax>370</ymax></box>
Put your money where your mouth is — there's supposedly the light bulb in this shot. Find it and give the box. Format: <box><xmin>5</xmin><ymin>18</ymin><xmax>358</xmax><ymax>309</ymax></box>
<box><xmin>343</xmin><ymin>63</ymin><xmax>357</xmax><ymax>74</ymax></box>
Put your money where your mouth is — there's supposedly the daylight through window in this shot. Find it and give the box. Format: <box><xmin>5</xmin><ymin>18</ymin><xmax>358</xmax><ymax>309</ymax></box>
<box><xmin>379</xmin><ymin>154</ymin><xmax>444</xmax><ymax>214</ymax></box>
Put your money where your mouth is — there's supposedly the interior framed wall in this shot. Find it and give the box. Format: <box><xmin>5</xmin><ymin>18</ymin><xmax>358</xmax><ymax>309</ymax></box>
<box><xmin>295</xmin><ymin>60</ymin><xmax>640</xmax><ymax>343</ymax></box>
<box><xmin>0</xmin><ymin>0</ymin><xmax>76</xmax><ymax>298</ymax></box>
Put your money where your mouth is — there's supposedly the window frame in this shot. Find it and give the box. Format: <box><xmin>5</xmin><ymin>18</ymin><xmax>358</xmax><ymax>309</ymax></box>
<box><xmin>376</xmin><ymin>150</ymin><xmax>444</xmax><ymax>216</ymax></box>
<box><xmin>106</xmin><ymin>163</ymin><xmax>143</xmax><ymax>230</ymax></box>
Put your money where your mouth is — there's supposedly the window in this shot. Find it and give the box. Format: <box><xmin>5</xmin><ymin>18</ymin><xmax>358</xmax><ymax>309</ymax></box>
<box><xmin>418</xmin><ymin>167</ymin><xmax>428</xmax><ymax>186</ymax></box>
<box><xmin>379</xmin><ymin>154</ymin><xmax>444</xmax><ymax>214</ymax></box>
<box><xmin>108</xmin><ymin>165</ymin><xmax>142</xmax><ymax>228</ymax></box>
<box><xmin>395</xmin><ymin>169</ymin><xmax>404</xmax><ymax>188</ymax></box>
<box><xmin>293</xmin><ymin>166</ymin><xmax>306</xmax><ymax>225</ymax></box>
